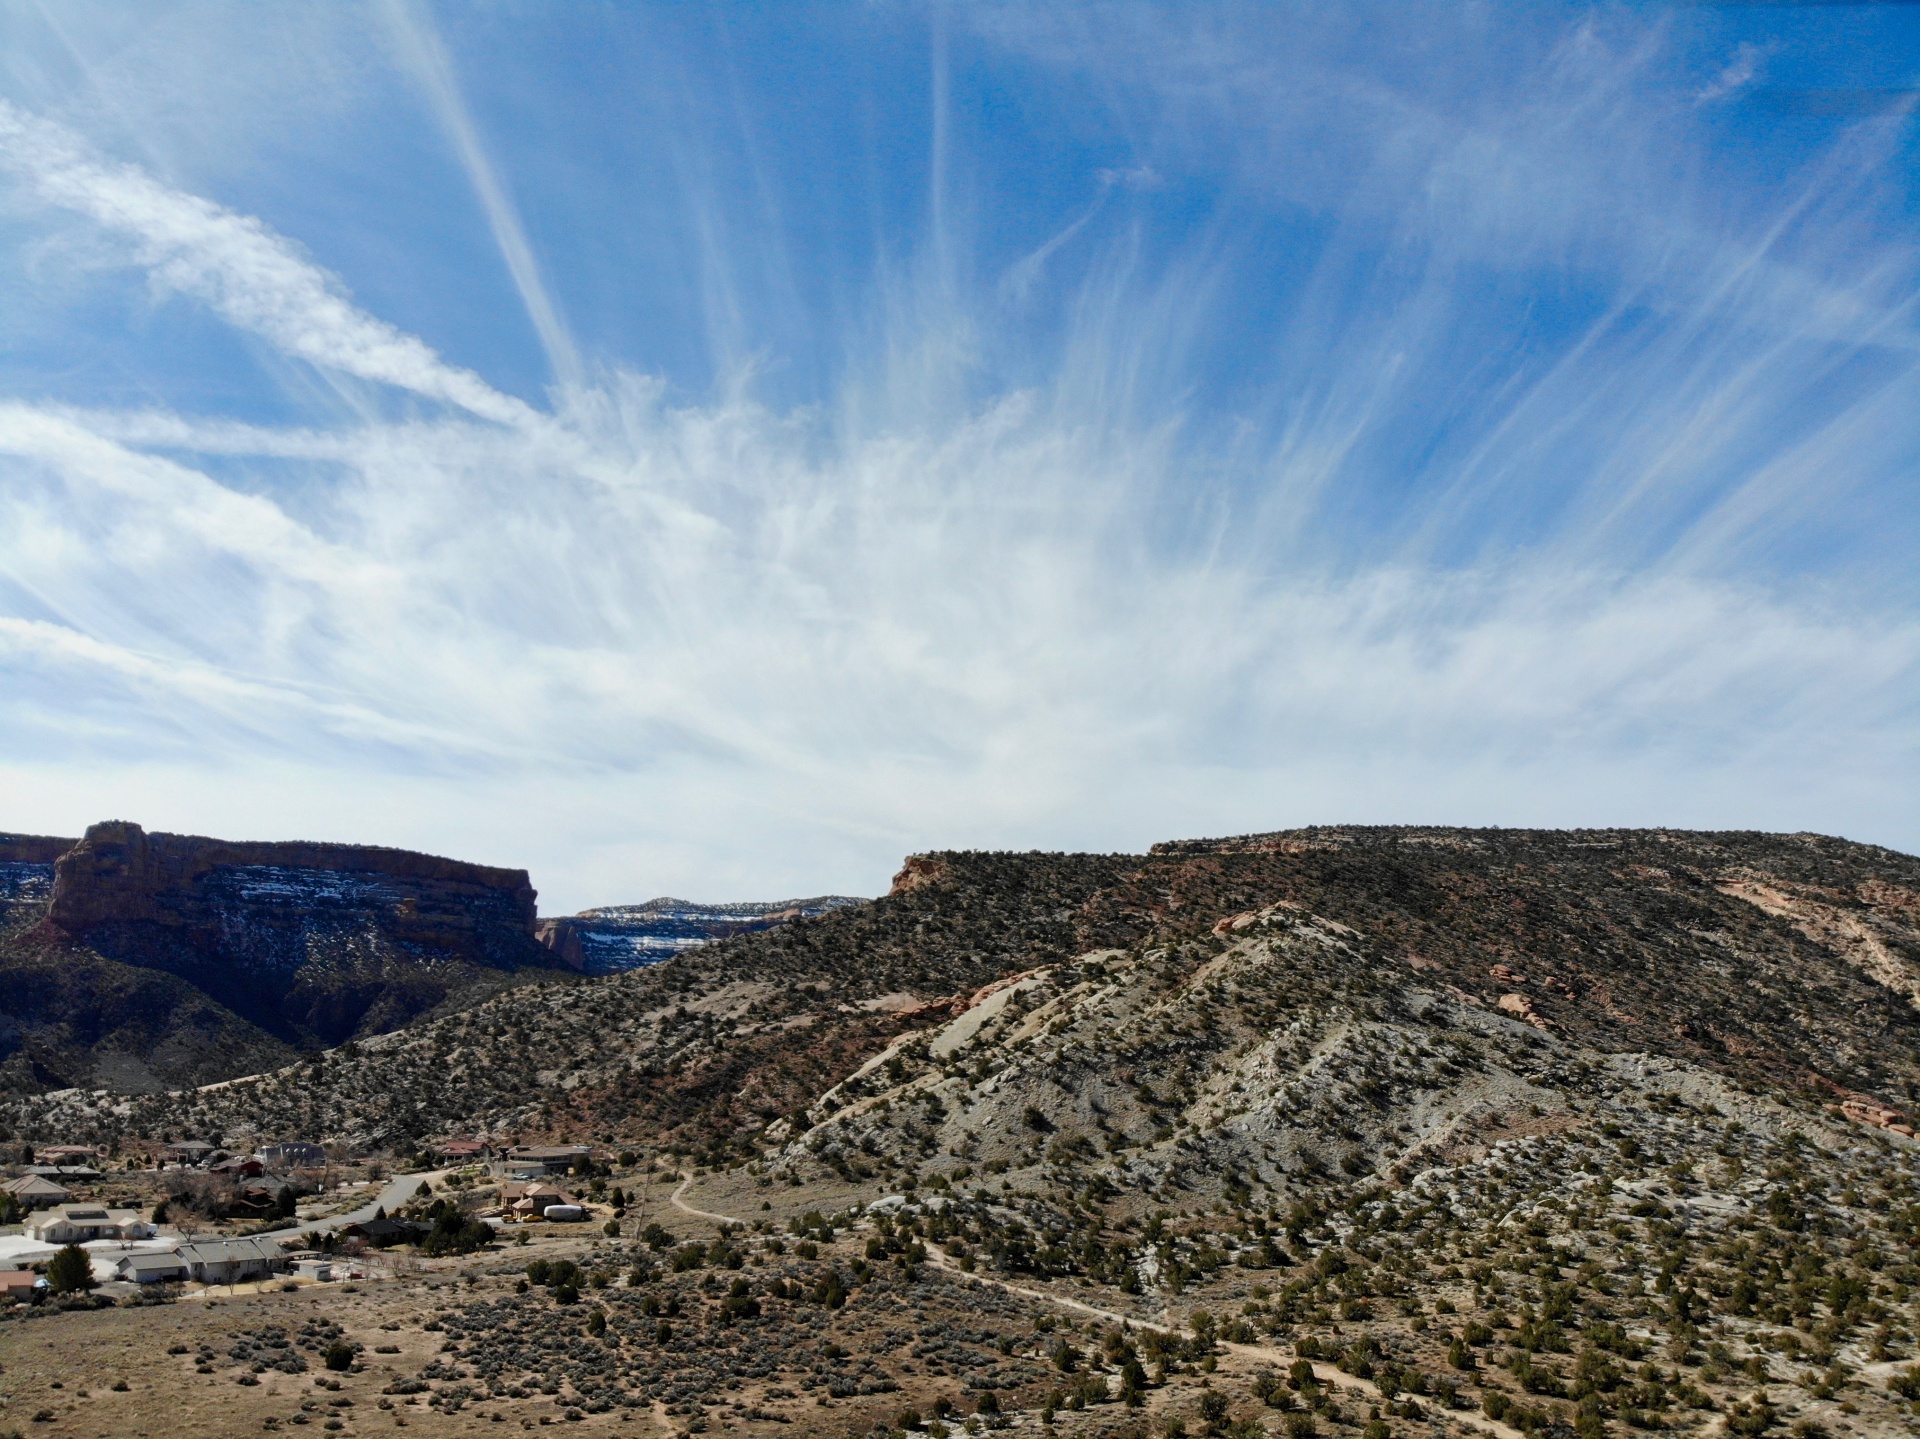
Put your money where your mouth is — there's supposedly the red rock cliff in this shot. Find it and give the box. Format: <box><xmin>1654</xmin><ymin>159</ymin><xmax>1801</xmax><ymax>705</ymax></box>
<box><xmin>47</xmin><ymin>820</ymin><xmax>537</xmax><ymax>938</ymax></box>
<box><xmin>29</xmin><ymin>821</ymin><xmax>554</xmax><ymax>1049</ymax></box>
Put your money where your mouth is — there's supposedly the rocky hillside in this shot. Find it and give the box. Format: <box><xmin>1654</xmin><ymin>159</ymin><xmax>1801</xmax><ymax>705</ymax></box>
<box><xmin>14</xmin><ymin>826</ymin><xmax>1920</xmax><ymax>1435</ymax></box>
<box><xmin>0</xmin><ymin>821</ymin><xmax>575</xmax><ymax>1094</ymax></box>
<box><xmin>16</xmin><ymin>827</ymin><xmax>1917</xmax><ymax>1157</ymax></box>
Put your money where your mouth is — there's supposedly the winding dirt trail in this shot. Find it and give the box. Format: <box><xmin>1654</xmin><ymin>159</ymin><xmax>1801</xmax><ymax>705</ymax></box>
<box><xmin>669</xmin><ymin>1171</ymin><xmax>746</xmax><ymax>1225</ymax></box>
<box><xmin>666</xmin><ymin>1176</ymin><xmax>1524</xmax><ymax>1439</ymax></box>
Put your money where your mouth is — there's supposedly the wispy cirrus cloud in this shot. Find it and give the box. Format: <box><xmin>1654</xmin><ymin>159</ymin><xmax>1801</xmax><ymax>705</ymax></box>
<box><xmin>0</xmin><ymin>3</ymin><xmax>1914</xmax><ymax>907</ymax></box>
<box><xmin>0</xmin><ymin>97</ymin><xmax>534</xmax><ymax>425</ymax></box>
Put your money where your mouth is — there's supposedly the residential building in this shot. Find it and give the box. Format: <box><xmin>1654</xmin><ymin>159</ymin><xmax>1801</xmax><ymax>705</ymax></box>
<box><xmin>502</xmin><ymin>1144</ymin><xmax>591</xmax><ymax>1175</ymax></box>
<box><xmin>34</xmin><ymin>1146</ymin><xmax>99</xmax><ymax>1165</ymax></box>
<box><xmin>502</xmin><ymin>1180</ymin><xmax>576</xmax><ymax>1218</ymax></box>
<box><xmin>24</xmin><ymin>1204</ymin><xmax>154</xmax><ymax>1244</ymax></box>
<box><xmin>2</xmin><ymin>1175</ymin><xmax>71</xmax><ymax>1210</ymax></box>
<box><xmin>0</xmin><ymin>1270</ymin><xmax>41</xmax><ymax>1299</ymax></box>
<box><xmin>259</xmin><ymin>1142</ymin><xmax>328</xmax><ymax>1170</ymax></box>
<box><xmin>103</xmin><ymin>1252</ymin><xmax>191</xmax><ymax>1285</ymax></box>
<box><xmin>174</xmin><ymin>1236</ymin><xmax>285</xmax><ymax>1285</ymax></box>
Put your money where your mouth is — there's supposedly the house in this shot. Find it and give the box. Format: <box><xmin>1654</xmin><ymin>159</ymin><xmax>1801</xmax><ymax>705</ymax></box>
<box><xmin>2</xmin><ymin>1175</ymin><xmax>72</xmax><ymax>1210</ymax></box>
<box><xmin>104</xmin><ymin>1251</ymin><xmax>191</xmax><ymax>1285</ymax></box>
<box><xmin>209</xmin><ymin>1155</ymin><xmax>265</xmax><ymax>1179</ymax></box>
<box><xmin>341</xmin><ymin>1216</ymin><xmax>431</xmax><ymax>1248</ymax></box>
<box><xmin>163</xmin><ymin>1141</ymin><xmax>216</xmax><ymax>1167</ymax></box>
<box><xmin>174</xmin><ymin>1236</ymin><xmax>284</xmax><ymax>1285</ymax></box>
<box><xmin>502</xmin><ymin>1144</ymin><xmax>591</xmax><ymax>1175</ymax></box>
<box><xmin>34</xmin><ymin>1146</ymin><xmax>98</xmax><ymax>1165</ymax></box>
<box><xmin>24</xmin><ymin>1204</ymin><xmax>154</xmax><ymax>1244</ymax></box>
<box><xmin>225</xmin><ymin>1185</ymin><xmax>294</xmax><ymax>1219</ymax></box>
<box><xmin>502</xmin><ymin>1180</ymin><xmax>576</xmax><ymax>1218</ymax></box>
<box><xmin>433</xmin><ymin>1139</ymin><xmax>489</xmax><ymax>1162</ymax></box>
<box><xmin>292</xmin><ymin>1258</ymin><xmax>334</xmax><ymax>1282</ymax></box>
<box><xmin>0</xmin><ymin>1270</ymin><xmax>41</xmax><ymax>1300</ymax></box>
<box><xmin>259</xmin><ymin>1142</ymin><xmax>328</xmax><ymax>1170</ymax></box>
<box><xmin>23</xmin><ymin>1165</ymin><xmax>99</xmax><ymax>1182</ymax></box>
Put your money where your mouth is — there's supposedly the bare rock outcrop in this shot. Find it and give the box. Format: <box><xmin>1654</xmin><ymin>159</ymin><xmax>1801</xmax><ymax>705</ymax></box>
<box><xmin>20</xmin><ymin>821</ymin><xmax>560</xmax><ymax>1058</ymax></box>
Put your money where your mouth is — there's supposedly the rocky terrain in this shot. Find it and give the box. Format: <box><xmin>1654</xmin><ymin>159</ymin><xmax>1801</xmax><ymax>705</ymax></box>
<box><xmin>539</xmin><ymin>896</ymin><xmax>865</xmax><ymax>975</ymax></box>
<box><xmin>0</xmin><ymin>821</ymin><xmax>574</xmax><ymax>1095</ymax></box>
<box><xmin>0</xmin><ymin>824</ymin><xmax>869</xmax><ymax>1097</ymax></box>
<box><xmin>7</xmin><ymin>826</ymin><xmax>1920</xmax><ymax>1437</ymax></box>
<box><xmin>24</xmin><ymin>827</ymin><xmax>1916</xmax><ymax>1156</ymax></box>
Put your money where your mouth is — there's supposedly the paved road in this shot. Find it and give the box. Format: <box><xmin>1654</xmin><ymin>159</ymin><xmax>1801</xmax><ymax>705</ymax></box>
<box><xmin>247</xmin><ymin>1168</ymin><xmax>449</xmax><ymax>1241</ymax></box>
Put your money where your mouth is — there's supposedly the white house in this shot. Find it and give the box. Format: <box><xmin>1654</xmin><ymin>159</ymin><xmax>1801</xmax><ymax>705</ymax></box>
<box><xmin>24</xmin><ymin>1205</ymin><xmax>153</xmax><ymax>1244</ymax></box>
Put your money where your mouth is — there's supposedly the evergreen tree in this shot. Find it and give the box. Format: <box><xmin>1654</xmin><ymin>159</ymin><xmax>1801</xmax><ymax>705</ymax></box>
<box><xmin>46</xmin><ymin>1243</ymin><xmax>94</xmax><ymax>1294</ymax></box>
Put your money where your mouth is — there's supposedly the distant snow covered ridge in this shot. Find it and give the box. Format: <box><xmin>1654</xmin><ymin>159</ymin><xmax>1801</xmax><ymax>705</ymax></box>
<box><xmin>0</xmin><ymin>861</ymin><xmax>53</xmax><ymax>904</ymax></box>
<box><xmin>536</xmin><ymin>895</ymin><xmax>865</xmax><ymax>976</ymax></box>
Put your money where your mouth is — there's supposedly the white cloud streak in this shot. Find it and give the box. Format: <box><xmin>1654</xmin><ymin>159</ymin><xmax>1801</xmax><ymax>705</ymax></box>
<box><xmin>0</xmin><ymin>97</ymin><xmax>536</xmax><ymax>425</ymax></box>
<box><xmin>379</xmin><ymin>0</ymin><xmax>584</xmax><ymax>395</ymax></box>
<box><xmin>0</xmin><ymin>7</ymin><xmax>1915</xmax><ymax>907</ymax></box>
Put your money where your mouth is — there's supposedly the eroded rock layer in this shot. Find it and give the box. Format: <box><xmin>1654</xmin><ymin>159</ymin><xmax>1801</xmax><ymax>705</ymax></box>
<box><xmin>0</xmin><ymin>821</ymin><xmax>567</xmax><ymax>1091</ymax></box>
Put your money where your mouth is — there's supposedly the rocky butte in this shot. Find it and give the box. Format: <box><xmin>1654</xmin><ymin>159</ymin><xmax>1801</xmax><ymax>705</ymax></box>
<box><xmin>4</xmin><ymin>821</ymin><xmax>563</xmax><ymax>1071</ymax></box>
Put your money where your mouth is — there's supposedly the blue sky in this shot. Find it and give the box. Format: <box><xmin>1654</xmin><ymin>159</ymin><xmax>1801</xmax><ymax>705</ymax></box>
<box><xmin>0</xmin><ymin>2</ymin><xmax>1916</xmax><ymax>911</ymax></box>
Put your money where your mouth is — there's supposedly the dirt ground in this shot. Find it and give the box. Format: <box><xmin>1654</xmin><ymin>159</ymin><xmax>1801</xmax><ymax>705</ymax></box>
<box><xmin>0</xmin><ymin>1170</ymin><xmax>1668</xmax><ymax>1439</ymax></box>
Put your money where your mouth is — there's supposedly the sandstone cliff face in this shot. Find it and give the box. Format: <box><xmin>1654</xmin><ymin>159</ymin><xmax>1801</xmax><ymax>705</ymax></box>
<box><xmin>46</xmin><ymin>820</ymin><xmax>537</xmax><ymax>939</ymax></box>
<box><xmin>19</xmin><ymin>821</ymin><xmax>560</xmax><ymax>1059</ymax></box>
